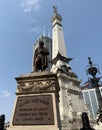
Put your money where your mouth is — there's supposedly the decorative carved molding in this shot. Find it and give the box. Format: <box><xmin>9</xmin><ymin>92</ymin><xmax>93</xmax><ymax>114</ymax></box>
<box><xmin>17</xmin><ymin>80</ymin><xmax>56</xmax><ymax>93</ymax></box>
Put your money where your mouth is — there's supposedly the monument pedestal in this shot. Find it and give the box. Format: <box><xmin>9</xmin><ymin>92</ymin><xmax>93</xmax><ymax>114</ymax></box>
<box><xmin>8</xmin><ymin>71</ymin><xmax>61</xmax><ymax>130</ymax></box>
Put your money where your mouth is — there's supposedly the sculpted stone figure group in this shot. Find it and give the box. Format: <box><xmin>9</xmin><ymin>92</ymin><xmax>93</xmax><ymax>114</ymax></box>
<box><xmin>33</xmin><ymin>41</ymin><xmax>49</xmax><ymax>72</ymax></box>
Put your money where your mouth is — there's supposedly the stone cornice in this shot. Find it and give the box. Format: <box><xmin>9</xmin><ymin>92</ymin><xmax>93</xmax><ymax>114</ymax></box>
<box><xmin>57</xmin><ymin>72</ymin><xmax>81</xmax><ymax>84</ymax></box>
<box><xmin>15</xmin><ymin>71</ymin><xmax>60</xmax><ymax>101</ymax></box>
<box><xmin>52</xmin><ymin>52</ymin><xmax>72</xmax><ymax>65</ymax></box>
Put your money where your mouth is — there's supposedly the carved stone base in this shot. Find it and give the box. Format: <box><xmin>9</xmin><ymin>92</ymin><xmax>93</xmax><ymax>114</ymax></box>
<box><xmin>8</xmin><ymin>71</ymin><xmax>61</xmax><ymax>130</ymax></box>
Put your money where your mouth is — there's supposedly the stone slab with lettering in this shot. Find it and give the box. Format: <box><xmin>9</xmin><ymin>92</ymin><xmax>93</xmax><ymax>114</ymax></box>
<box><xmin>13</xmin><ymin>95</ymin><xmax>54</xmax><ymax>125</ymax></box>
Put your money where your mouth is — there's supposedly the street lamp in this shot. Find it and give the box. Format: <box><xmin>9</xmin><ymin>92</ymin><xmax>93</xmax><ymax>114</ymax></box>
<box><xmin>85</xmin><ymin>57</ymin><xmax>102</xmax><ymax>124</ymax></box>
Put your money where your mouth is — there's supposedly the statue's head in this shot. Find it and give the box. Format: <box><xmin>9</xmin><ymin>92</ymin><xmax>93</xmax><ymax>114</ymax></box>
<box><xmin>39</xmin><ymin>41</ymin><xmax>44</xmax><ymax>47</ymax></box>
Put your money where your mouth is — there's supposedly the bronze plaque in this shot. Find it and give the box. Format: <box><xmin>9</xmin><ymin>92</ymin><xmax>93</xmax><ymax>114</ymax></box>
<box><xmin>13</xmin><ymin>95</ymin><xmax>54</xmax><ymax>125</ymax></box>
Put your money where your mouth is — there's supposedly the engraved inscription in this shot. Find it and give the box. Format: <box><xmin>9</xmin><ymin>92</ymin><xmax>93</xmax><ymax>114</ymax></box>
<box><xmin>13</xmin><ymin>95</ymin><xmax>54</xmax><ymax>125</ymax></box>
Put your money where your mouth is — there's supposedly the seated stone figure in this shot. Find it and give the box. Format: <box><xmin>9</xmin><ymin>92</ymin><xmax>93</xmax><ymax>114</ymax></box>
<box><xmin>33</xmin><ymin>41</ymin><xmax>49</xmax><ymax>71</ymax></box>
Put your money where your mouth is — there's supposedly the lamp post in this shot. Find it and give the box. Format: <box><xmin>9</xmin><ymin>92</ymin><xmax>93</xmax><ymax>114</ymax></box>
<box><xmin>86</xmin><ymin>57</ymin><xmax>102</xmax><ymax>123</ymax></box>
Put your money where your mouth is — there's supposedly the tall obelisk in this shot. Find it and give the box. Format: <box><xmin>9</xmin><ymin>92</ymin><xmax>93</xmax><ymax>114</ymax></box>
<box><xmin>51</xmin><ymin>7</ymin><xmax>85</xmax><ymax>130</ymax></box>
<box><xmin>51</xmin><ymin>6</ymin><xmax>72</xmax><ymax>73</ymax></box>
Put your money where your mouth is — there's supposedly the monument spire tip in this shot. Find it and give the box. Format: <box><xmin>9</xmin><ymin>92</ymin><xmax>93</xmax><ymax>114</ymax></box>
<box><xmin>53</xmin><ymin>6</ymin><xmax>57</xmax><ymax>14</ymax></box>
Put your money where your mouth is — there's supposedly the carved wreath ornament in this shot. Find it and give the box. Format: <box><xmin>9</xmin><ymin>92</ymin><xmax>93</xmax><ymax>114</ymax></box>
<box><xmin>17</xmin><ymin>80</ymin><xmax>56</xmax><ymax>93</ymax></box>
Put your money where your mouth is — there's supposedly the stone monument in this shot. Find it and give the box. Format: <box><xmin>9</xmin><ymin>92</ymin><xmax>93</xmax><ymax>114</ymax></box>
<box><xmin>8</xmin><ymin>41</ymin><xmax>61</xmax><ymax>130</ymax></box>
<box><xmin>51</xmin><ymin>6</ymin><xmax>86</xmax><ymax>130</ymax></box>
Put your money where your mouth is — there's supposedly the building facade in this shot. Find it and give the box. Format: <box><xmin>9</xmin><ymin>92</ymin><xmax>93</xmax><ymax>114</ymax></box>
<box><xmin>82</xmin><ymin>86</ymin><xmax>102</xmax><ymax>119</ymax></box>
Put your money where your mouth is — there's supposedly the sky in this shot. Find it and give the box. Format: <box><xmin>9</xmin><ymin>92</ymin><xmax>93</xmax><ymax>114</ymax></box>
<box><xmin>0</xmin><ymin>0</ymin><xmax>102</xmax><ymax>122</ymax></box>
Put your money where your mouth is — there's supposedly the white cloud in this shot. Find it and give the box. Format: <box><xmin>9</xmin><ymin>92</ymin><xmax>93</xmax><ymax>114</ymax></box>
<box><xmin>1</xmin><ymin>90</ymin><xmax>11</xmax><ymax>98</ymax></box>
<box><xmin>20</xmin><ymin>0</ymin><xmax>41</xmax><ymax>12</ymax></box>
<box><xmin>30</xmin><ymin>26</ymin><xmax>43</xmax><ymax>34</ymax></box>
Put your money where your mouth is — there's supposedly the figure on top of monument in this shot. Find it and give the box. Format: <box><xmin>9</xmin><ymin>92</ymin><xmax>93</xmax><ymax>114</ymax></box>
<box><xmin>33</xmin><ymin>41</ymin><xmax>49</xmax><ymax>72</ymax></box>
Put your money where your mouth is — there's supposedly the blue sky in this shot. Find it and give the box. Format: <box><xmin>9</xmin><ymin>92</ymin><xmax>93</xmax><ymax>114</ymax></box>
<box><xmin>0</xmin><ymin>0</ymin><xmax>102</xmax><ymax>122</ymax></box>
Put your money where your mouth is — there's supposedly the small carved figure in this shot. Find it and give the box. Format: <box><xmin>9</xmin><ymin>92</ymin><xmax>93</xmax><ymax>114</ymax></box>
<box><xmin>0</xmin><ymin>114</ymin><xmax>5</xmax><ymax>130</ymax></box>
<box><xmin>33</xmin><ymin>41</ymin><xmax>49</xmax><ymax>71</ymax></box>
<box><xmin>80</xmin><ymin>112</ymin><xmax>95</xmax><ymax>130</ymax></box>
<box><xmin>53</xmin><ymin>6</ymin><xmax>57</xmax><ymax>14</ymax></box>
